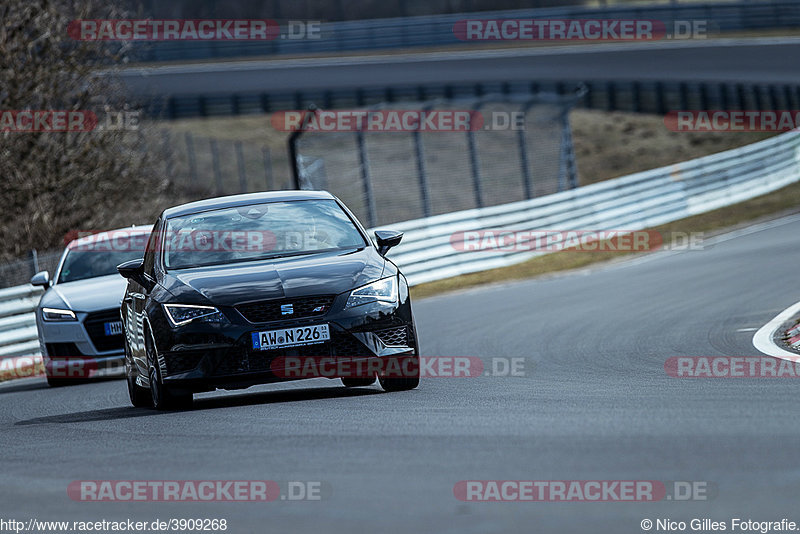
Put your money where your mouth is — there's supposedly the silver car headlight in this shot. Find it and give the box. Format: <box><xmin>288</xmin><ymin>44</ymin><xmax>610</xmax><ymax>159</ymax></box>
<box><xmin>42</xmin><ymin>307</ymin><xmax>77</xmax><ymax>322</ymax></box>
<box><xmin>163</xmin><ymin>304</ymin><xmax>224</xmax><ymax>327</ymax></box>
<box><xmin>345</xmin><ymin>277</ymin><xmax>398</xmax><ymax>309</ymax></box>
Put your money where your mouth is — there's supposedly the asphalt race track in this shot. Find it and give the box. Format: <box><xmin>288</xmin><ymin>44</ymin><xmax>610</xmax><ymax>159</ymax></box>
<box><xmin>2</xmin><ymin>215</ymin><xmax>800</xmax><ymax>533</ymax></box>
<box><xmin>119</xmin><ymin>39</ymin><xmax>800</xmax><ymax>97</ymax></box>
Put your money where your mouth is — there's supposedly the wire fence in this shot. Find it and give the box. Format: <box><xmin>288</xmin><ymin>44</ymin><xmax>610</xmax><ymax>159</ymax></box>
<box><xmin>151</xmin><ymin>131</ymin><xmax>290</xmax><ymax>196</ymax></box>
<box><xmin>290</xmin><ymin>92</ymin><xmax>581</xmax><ymax>227</ymax></box>
<box><xmin>0</xmin><ymin>250</ymin><xmax>63</xmax><ymax>290</ymax></box>
<box><xmin>0</xmin><ymin>92</ymin><xmax>581</xmax><ymax>287</ymax></box>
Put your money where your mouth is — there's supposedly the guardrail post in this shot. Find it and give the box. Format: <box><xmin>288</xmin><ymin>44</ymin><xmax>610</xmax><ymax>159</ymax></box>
<box><xmin>162</xmin><ymin>130</ymin><xmax>175</xmax><ymax>179</ymax></box>
<box><xmin>558</xmin><ymin>106</ymin><xmax>578</xmax><ymax>191</ymax></box>
<box><xmin>678</xmin><ymin>82</ymin><xmax>688</xmax><ymax>110</ymax></box>
<box><xmin>699</xmin><ymin>84</ymin><xmax>709</xmax><ymax>110</ymax></box>
<box><xmin>655</xmin><ymin>82</ymin><xmax>666</xmax><ymax>115</ymax></box>
<box><xmin>357</xmin><ymin>122</ymin><xmax>378</xmax><ymax>227</ymax></box>
<box><xmin>606</xmin><ymin>81</ymin><xmax>616</xmax><ymax>111</ymax></box>
<box><xmin>755</xmin><ymin>85</ymin><xmax>766</xmax><ymax>111</ymax></box>
<box><xmin>467</xmin><ymin>102</ymin><xmax>485</xmax><ymax>208</ymax></box>
<box><xmin>632</xmin><ymin>81</ymin><xmax>641</xmax><ymax>113</ymax></box>
<box><xmin>29</xmin><ymin>250</ymin><xmax>39</xmax><ymax>278</ymax></box>
<box><xmin>719</xmin><ymin>83</ymin><xmax>729</xmax><ymax>111</ymax></box>
<box><xmin>517</xmin><ymin>99</ymin><xmax>538</xmax><ymax>200</ymax></box>
<box><xmin>263</xmin><ymin>148</ymin><xmax>274</xmax><ymax>190</ymax></box>
<box><xmin>736</xmin><ymin>84</ymin><xmax>747</xmax><ymax>110</ymax></box>
<box><xmin>210</xmin><ymin>138</ymin><xmax>223</xmax><ymax>194</ymax></box>
<box><xmin>185</xmin><ymin>132</ymin><xmax>198</xmax><ymax>187</ymax></box>
<box><xmin>769</xmin><ymin>85</ymin><xmax>780</xmax><ymax>110</ymax></box>
<box><xmin>235</xmin><ymin>141</ymin><xmax>248</xmax><ymax>193</ymax></box>
<box><xmin>413</xmin><ymin>103</ymin><xmax>433</xmax><ymax>218</ymax></box>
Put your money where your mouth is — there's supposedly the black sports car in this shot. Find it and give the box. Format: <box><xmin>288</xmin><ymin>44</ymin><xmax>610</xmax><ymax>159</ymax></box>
<box><xmin>117</xmin><ymin>191</ymin><xmax>419</xmax><ymax>409</ymax></box>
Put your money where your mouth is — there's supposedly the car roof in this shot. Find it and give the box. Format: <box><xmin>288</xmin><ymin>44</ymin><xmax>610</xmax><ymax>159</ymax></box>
<box><xmin>162</xmin><ymin>190</ymin><xmax>336</xmax><ymax>219</ymax></box>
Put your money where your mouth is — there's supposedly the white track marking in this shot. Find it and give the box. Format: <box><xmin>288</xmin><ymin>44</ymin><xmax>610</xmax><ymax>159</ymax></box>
<box><xmin>753</xmin><ymin>300</ymin><xmax>800</xmax><ymax>361</ymax></box>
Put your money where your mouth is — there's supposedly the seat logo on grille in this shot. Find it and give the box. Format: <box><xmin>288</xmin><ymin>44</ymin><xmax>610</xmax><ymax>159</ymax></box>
<box><xmin>280</xmin><ymin>304</ymin><xmax>294</xmax><ymax>315</ymax></box>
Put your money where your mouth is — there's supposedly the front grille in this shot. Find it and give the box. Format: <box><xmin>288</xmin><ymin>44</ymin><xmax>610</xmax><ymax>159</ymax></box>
<box><xmin>332</xmin><ymin>332</ymin><xmax>373</xmax><ymax>358</ymax></box>
<box><xmin>375</xmin><ymin>326</ymin><xmax>409</xmax><ymax>346</ymax></box>
<box><xmin>237</xmin><ymin>296</ymin><xmax>335</xmax><ymax>324</ymax></box>
<box><xmin>165</xmin><ymin>351</ymin><xmax>206</xmax><ymax>375</ymax></box>
<box><xmin>45</xmin><ymin>342</ymin><xmax>83</xmax><ymax>358</ymax></box>
<box><xmin>215</xmin><ymin>343</ymin><xmax>332</xmax><ymax>377</ymax></box>
<box><xmin>210</xmin><ymin>331</ymin><xmax>375</xmax><ymax>377</ymax></box>
<box><xmin>84</xmin><ymin>309</ymin><xmax>124</xmax><ymax>352</ymax></box>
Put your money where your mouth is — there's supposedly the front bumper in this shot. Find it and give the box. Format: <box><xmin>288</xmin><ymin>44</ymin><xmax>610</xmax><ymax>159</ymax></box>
<box><xmin>153</xmin><ymin>296</ymin><xmax>417</xmax><ymax>392</ymax></box>
<box><xmin>44</xmin><ymin>354</ymin><xmax>125</xmax><ymax>380</ymax></box>
<box><xmin>37</xmin><ymin>308</ymin><xmax>127</xmax><ymax>379</ymax></box>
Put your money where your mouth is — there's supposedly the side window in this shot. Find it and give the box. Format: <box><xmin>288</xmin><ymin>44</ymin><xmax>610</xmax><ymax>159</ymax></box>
<box><xmin>142</xmin><ymin>218</ymin><xmax>162</xmax><ymax>277</ymax></box>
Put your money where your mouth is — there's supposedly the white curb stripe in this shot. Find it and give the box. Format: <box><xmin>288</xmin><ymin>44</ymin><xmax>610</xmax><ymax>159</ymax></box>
<box><xmin>752</xmin><ymin>301</ymin><xmax>800</xmax><ymax>362</ymax></box>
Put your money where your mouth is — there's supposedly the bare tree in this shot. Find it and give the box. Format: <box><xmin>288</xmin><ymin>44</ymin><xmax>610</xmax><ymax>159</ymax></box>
<box><xmin>0</xmin><ymin>0</ymin><xmax>172</xmax><ymax>261</ymax></box>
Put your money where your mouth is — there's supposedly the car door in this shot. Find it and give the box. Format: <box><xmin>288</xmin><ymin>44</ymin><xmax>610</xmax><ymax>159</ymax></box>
<box><xmin>130</xmin><ymin>217</ymin><xmax>162</xmax><ymax>376</ymax></box>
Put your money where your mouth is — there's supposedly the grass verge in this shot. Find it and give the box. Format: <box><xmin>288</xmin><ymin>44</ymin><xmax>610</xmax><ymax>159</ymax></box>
<box><xmin>410</xmin><ymin>179</ymin><xmax>800</xmax><ymax>299</ymax></box>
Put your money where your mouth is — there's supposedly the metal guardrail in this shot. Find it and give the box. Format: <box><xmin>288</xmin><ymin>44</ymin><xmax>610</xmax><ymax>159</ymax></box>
<box><xmin>0</xmin><ymin>285</ymin><xmax>42</xmax><ymax>360</ymax></box>
<box><xmin>131</xmin><ymin>0</ymin><xmax>800</xmax><ymax>63</ymax></box>
<box><xmin>1</xmin><ymin>129</ymin><xmax>798</xmax><ymax>359</ymax></box>
<box><xmin>148</xmin><ymin>79</ymin><xmax>800</xmax><ymax>120</ymax></box>
<box><xmin>377</xmin><ymin>129</ymin><xmax>800</xmax><ymax>285</ymax></box>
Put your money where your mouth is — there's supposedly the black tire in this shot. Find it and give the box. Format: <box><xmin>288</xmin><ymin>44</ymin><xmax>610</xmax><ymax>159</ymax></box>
<box><xmin>46</xmin><ymin>375</ymin><xmax>67</xmax><ymax>387</ymax></box>
<box><xmin>146</xmin><ymin>327</ymin><xmax>192</xmax><ymax>411</ymax></box>
<box><xmin>378</xmin><ymin>353</ymin><xmax>420</xmax><ymax>392</ymax></box>
<box><xmin>341</xmin><ymin>376</ymin><xmax>375</xmax><ymax>387</ymax></box>
<box><xmin>125</xmin><ymin>341</ymin><xmax>152</xmax><ymax>408</ymax></box>
<box><xmin>127</xmin><ymin>373</ymin><xmax>152</xmax><ymax>408</ymax></box>
<box><xmin>148</xmin><ymin>361</ymin><xmax>192</xmax><ymax>411</ymax></box>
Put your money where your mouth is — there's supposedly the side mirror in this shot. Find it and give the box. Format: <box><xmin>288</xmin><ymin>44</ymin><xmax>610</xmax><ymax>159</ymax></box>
<box><xmin>374</xmin><ymin>230</ymin><xmax>403</xmax><ymax>256</ymax></box>
<box><xmin>30</xmin><ymin>271</ymin><xmax>50</xmax><ymax>288</ymax></box>
<box><xmin>117</xmin><ymin>258</ymin><xmax>151</xmax><ymax>289</ymax></box>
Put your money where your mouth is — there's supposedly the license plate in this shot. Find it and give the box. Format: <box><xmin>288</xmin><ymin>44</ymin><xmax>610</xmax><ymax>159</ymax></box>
<box><xmin>104</xmin><ymin>321</ymin><xmax>123</xmax><ymax>336</ymax></box>
<box><xmin>251</xmin><ymin>324</ymin><xmax>330</xmax><ymax>351</ymax></box>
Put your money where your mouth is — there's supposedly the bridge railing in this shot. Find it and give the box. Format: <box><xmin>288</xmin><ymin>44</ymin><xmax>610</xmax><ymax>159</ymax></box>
<box><xmin>131</xmin><ymin>0</ymin><xmax>800</xmax><ymax>63</ymax></box>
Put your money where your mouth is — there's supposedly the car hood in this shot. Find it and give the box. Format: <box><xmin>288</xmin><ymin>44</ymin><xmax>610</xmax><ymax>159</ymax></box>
<box><xmin>160</xmin><ymin>247</ymin><xmax>386</xmax><ymax>307</ymax></box>
<box><xmin>41</xmin><ymin>274</ymin><xmax>127</xmax><ymax>312</ymax></box>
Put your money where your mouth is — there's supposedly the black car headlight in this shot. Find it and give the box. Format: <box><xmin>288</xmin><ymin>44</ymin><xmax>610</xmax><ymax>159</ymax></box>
<box><xmin>42</xmin><ymin>307</ymin><xmax>77</xmax><ymax>321</ymax></box>
<box><xmin>163</xmin><ymin>304</ymin><xmax>225</xmax><ymax>327</ymax></box>
<box><xmin>345</xmin><ymin>277</ymin><xmax>398</xmax><ymax>309</ymax></box>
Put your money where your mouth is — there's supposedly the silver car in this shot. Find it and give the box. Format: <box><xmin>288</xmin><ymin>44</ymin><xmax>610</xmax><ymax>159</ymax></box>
<box><xmin>30</xmin><ymin>226</ymin><xmax>152</xmax><ymax>386</ymax></box>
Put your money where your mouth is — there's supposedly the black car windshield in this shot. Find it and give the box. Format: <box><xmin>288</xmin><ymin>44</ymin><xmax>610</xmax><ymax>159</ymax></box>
<box><xmin>163</xmin><ymin>199</ymin><xmax>367</xmax><ymax>270</ymax></box>
<box><xmin>58</xmin><ymin>235</ymin><xmax>149</xmax><ymax>283</ymax></box>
